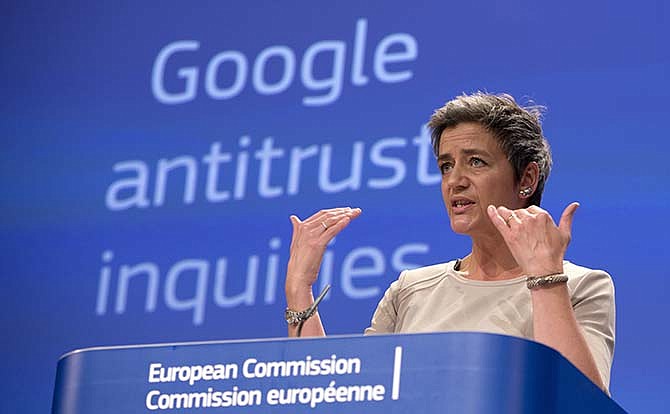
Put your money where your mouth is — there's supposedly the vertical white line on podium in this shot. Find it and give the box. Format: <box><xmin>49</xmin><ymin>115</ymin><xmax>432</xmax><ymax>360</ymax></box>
<box><xmin>392</xmin><ymin>346</ymin><xmax>403</xmax><ymax>400</ymax></box>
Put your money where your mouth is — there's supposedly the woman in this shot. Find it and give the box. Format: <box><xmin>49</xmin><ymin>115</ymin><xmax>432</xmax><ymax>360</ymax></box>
<box><xmin>284</xmin><ymin>93</ymin><xmax>615</xmax><ymax>393</ymax></box>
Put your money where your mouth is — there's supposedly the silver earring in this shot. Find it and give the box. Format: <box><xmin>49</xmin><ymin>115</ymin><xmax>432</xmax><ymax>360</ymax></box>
<box><xmin>519</xmin><ymin>188</ymin><xmax>532</xmax><ymax>197</ymax></box>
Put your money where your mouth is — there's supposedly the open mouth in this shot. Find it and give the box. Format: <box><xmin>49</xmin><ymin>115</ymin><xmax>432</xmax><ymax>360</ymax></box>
<box><xmin>452</xmin><ymin>199</ymin><xmax>475</xmax><ymax>212</ymax></box>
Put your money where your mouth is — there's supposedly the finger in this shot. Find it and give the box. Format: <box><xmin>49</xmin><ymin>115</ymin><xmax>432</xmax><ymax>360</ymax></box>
<box><xmin>496</xmin><ymin>205</ymin><xmax>522</xmax><ymax>226</ymax></box>
<box><xmin>514</xmin><ymin>208</ymin><xmax>535</xmax><ymax>219</ymax></box>
<box><xmin>526</xmin><ymin>205</ymin><xmax>557</xmax><ymax>227</ymax></box>
<box><xmin>303</xmin><ymin>207</ymin><xmax>352</xmax><ymax>225</ymax></box>
<box><xmin>319</xmin><ymin>208</ymin><xmax>362</xmax><ymax>244</ymax></box>
<box><xmin>288</xmin><ymin>215</ymin><xmax>301</xmax><ymax>251</ymax></box>
<box><xmin>322</xmin><ymin>208</ymin><xmax>362</xmax><ymax>231</ymax></box>
<box><xmin>487</xmin><ymin>205</ymin><xmax>511</xmax><ymax>235</ymax></box>
<box><xmin>335</xmin><ymin>208</ymin><xmax>362</xmax><ymax>225</ymax></box>
<box><xmin>312</xmin><ymin>207</ymin><xmax>362</xmax><ymax>230</ymax></box>
<box><xmin>558</xmin><ymin>202</ymin><xmax>580</xmax><ymax>235</ymax></box>
<box><xmin>347</xmin><ymin>207</ymin><xmax>362</xmax><ymax>219</ymax></box>
<box><xmin>326</xmin><ymin>207</ymin><xmax>362</xmax><ymax>221</ymax></box>
<box><xmin>318</xmin><ymin>215</ymin><xmax>353</xmax><ymax>244</ymax></box>
<box><xmin>526</xmin><ymin>205</ymin><xmax>544</xmax><ymax>214</ymax></box>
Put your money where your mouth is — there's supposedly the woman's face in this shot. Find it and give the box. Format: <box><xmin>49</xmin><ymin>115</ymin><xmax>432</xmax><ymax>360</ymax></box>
<box><xmin>438</xmin><ymin>122</ymin><xmax>524</xmax><ymax>237</ymax></box>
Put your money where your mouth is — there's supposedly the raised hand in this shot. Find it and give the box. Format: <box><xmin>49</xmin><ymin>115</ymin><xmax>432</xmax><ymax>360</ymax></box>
<box><xmin>286</xmin><ymin>207</ymin><xmax>362</xmax><ymax>290</ymax></box>
<box><xmin>486</xmin><ymin>202</ymin><xmax>579</xmax><ymax>276</ymax></box>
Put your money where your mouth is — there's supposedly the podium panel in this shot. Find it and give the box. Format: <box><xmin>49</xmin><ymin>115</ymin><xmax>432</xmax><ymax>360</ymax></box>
<box><xmin>53</xmin><ymin>332</ymin><xmax>624</xmax><ymax>413</ymax></box>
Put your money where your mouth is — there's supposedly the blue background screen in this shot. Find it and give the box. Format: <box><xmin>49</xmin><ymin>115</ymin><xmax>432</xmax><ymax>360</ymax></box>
<box><xmin>1</xmin><ymin>1</ymin><xmax>668</xmax><ymax>412</ymax></box>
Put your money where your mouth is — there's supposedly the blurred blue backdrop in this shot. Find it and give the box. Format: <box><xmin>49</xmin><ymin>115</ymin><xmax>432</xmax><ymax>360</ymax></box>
<box><xmin>1</xmin><ymin>1</ymin><xmax>668</xmax><ymax>412</ymax></box>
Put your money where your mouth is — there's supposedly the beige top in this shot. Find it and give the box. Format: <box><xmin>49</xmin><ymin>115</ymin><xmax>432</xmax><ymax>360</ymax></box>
<box><xmin>364</xmin><ymin>260</ymin><xmax>616</xmax><ymax>391</ymax></box>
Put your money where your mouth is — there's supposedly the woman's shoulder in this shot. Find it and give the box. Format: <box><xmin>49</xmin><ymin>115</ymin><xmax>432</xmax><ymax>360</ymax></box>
<box><xmin>564</xmin><ymin>261</ymin><xmax>612</xmax><ymax>279</ymax></box>
<box><xmin>563</xmin><ymin>261</ymin><xmax>615</xmax><ymax>294</ymax></box>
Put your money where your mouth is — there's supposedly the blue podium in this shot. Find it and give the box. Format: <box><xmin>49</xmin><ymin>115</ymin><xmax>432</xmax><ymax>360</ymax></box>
<box><xmin>52</xmin><ymin>332</ymin><xmax>624</xmax><ymax>413</ymax></box>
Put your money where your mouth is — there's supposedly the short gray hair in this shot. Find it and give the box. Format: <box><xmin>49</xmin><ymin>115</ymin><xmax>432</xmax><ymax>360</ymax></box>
<box><xmin>427</xmin><ymin>92</ymin><xmax>552</xmax><ymax>206</ymax></box>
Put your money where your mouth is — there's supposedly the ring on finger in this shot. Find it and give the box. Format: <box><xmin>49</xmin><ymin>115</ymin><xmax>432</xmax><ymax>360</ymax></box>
<box><xmin>505</xmin><ymin>212</ymin><xmax>517</xmax><ymax>226</ymax></box>
<box><xmin>321</xmin><ymin>222</ymin><xmax>328</xmax><ymax>230</ymax></box>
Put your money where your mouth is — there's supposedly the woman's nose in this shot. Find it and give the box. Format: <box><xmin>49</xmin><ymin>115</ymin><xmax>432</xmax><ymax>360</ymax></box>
<box><xmin>446</xmin><ymin>164</ymin><xmax>469</xmax><ymax>189</ymax></box>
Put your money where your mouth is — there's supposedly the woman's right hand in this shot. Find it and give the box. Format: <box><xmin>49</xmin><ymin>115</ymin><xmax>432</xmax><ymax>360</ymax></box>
<box><xmin>286</xmin><ymin>207</ymin><xmax>362</xmax><ymax>291</ymax></box>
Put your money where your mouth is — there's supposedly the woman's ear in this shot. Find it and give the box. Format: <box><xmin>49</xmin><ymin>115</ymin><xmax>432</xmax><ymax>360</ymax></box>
<box><xmin>518</xmin><ymin>161</ymin><xmax>539</xmax><ymax>202</ymax></box>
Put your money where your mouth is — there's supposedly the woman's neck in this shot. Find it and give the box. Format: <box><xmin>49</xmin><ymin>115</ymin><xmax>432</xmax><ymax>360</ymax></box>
<box><xmin>460</xmin><ymin>234</ymin><xmax>524</xmax><ymax>281</ymax></box>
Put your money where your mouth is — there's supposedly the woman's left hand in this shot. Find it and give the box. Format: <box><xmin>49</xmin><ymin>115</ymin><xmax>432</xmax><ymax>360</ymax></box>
<box><xmin>487</xmin><ymin>202</ymin><xmax>579</xmax><ymax>276</ymax></box>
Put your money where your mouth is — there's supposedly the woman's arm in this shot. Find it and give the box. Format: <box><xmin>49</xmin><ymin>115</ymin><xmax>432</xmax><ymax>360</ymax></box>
<box><xmin>285</xmin><ymin>207</ymin><xmax>362</xmax><ymax>337</ymax></box>
<box><xmin>488</xmin><ymin>203</ymin><xmax>607</xmax><ymax>391</ymax></box>
<box><xmin>530</xmin><ymin>282</ymin><xmax>605</xmax><ymax>390</ymax></box>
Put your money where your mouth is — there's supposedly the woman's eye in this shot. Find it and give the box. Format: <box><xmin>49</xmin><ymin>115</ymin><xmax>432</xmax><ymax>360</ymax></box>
<box><xmin>440</xmin><ymin>162</ymin><xmax>453</xmax><ymax>174</ymax></box>
<box><xmin>470</xmin><ymin>157</ymin><xmax>485</xmax><ymax>167</ymax></box>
